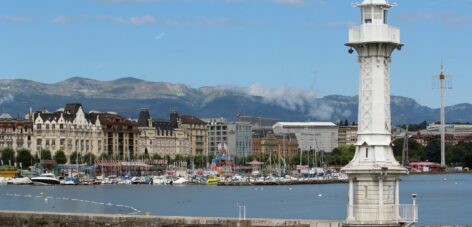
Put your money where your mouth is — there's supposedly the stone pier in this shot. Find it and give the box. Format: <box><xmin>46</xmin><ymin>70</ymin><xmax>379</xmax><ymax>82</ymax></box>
<box><xmin>0</xmin><ymin>210</ymin><xmax>342</xmax><ymax>227</ymax></box>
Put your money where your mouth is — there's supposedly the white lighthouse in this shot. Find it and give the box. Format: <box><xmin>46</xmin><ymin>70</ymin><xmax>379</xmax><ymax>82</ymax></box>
<box><xmin>342</xmin><ymin>0</ymin><xmax>417</xmax><ymax>226</ymax></box>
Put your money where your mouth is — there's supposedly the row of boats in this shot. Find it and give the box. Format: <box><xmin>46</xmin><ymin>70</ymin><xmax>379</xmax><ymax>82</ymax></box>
<box><xmin>0</xmin><ymin>171</ymin><xmax>347</xmax><ymax>186</ymax></box>
<box><xmin>0</xmin><ymin>174</ymin><xmax>191</xmax><ymax>186</ymax></box>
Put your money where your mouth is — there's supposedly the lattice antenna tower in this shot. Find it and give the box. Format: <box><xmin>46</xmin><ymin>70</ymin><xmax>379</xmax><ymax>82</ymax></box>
<box><xmin>432</xmin><ymin>63</ymin><xmax>452</xmax><ymax>167</ymax></box>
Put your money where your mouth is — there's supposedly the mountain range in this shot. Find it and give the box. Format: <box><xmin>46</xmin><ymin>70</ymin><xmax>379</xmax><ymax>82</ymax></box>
<box><xmin>0</xmin><ymin>77</ymin><xmax>470</xmax><ymax>125</ymax></box>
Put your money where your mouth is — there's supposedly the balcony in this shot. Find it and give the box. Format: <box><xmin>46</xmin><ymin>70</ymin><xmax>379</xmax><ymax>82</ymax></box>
<box><xmin>347</xmin><ymin>204</ymin><xmax>418</xmax><ymax>225</ymax></box>
<box><xmin>348</xmin><ymin>24</ymin><xmax>400</xmax><ymax>44</ymax></box>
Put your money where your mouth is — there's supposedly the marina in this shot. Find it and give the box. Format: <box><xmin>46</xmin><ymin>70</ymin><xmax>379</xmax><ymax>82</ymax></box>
<box><xmin>1</xmin><ymin>173</ymin><xmax>471</xmax><ymax>225</ymax></box>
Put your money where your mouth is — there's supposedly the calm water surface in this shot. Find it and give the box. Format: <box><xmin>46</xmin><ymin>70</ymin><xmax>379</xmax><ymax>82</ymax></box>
<box><xmin>1</xmin><ymin>173</ymin><xmax>471</xmax><ymax>225</ymax></box>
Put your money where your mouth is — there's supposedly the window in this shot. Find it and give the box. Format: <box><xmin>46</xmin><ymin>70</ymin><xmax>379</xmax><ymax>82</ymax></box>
<box><xmin>365</xmin><ymin>148</ymin><xmax>369</xmax><ymax>158</ymax></box>
<box><xmin>37</xmin><ymin>124</ymin><xmax>41</xmax><ymax>130</ymax></box>
<box><xmin>384</xmin><ymin>10</ymin><xmax>388</xmax><ymax>24</ymax></box>
<box><xmin>60</xmin><ymin>124</ymin><xmax>64</xmax><ymax>129</ymax></box>
<box><xmin>363</xmin><ymin>8</ymin><xmax>372</xmax><ymax>24</ymax></box>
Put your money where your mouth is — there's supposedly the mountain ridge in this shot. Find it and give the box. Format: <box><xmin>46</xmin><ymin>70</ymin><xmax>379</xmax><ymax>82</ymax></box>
<box><xmin>0</xmin><ymin>77</ymin><xmax>469</xmax><ymax>125</ymax></box>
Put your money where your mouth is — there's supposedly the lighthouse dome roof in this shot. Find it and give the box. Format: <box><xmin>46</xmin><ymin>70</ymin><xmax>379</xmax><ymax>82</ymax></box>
<box><xmin>359</xmin><ymin>0</ymin><xmax>390</xmax><ymax>6</ymax></box>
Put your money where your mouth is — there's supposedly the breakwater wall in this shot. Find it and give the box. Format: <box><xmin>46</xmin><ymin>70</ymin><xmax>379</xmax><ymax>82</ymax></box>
<box><xmin>0</xmin><ymin>210</ymin><xmax>342</xmax><ymax>227</ymax></box>
<box><xmin>218</xmin><ymin>179</ymin><xmax>347</xmax><ymax>186</ymax></box>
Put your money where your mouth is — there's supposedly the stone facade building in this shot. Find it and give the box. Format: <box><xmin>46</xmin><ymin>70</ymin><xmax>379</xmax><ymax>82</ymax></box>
<box><xmin>180</xmin><ymin>115</ymin><xmax>208</xmax><ymax>157</ymax></box>
<box><xmin>338</xmin><ymin>125</ymin><xmax>358</xmax><ymax>146</ymax></box>
<box><xmin>91</xmin><ymin>112</ymin><xmax>138</xmax><ymax>159</ymax></box>
<box><xmin>252</xmin><ymin>129</ymin><xmax>298</xmax><ymax>157</ymax></box>
<box><xmin>137</xmin><ymin>109</ymin><xmax>190</xmax><ymax>158</ymax></box>
<box><xmin>32</xmin><ymin>104</ymin><xmax>103</xmax><ymax>157</ymax></box>
<box><xmin>0</xmin><ymin>113</ymin><xmax>33</xmax><ymax>151</ymax></box>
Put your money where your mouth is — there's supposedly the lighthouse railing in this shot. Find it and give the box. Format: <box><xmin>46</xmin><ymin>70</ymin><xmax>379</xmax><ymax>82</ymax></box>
<box><xmin>347</xmin><ymin>204</ymin><xmax>418</xmax><ymax>224</ymax></box>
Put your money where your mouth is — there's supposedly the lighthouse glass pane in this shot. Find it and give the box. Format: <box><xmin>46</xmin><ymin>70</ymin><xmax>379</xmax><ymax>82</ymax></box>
<box><xmin>384</xmin><ymin>10</ymin><xmax>388</xmax><ymax>24</ymax></box>
<box><xmin>363</xmin><ymin>8</ymin><xmax>372</xmax><ymax>24</ymax></box>
<box><xmin>374</xmin><ymin>8</ymin><xmax>382</xmax><ymax>20</ymax></box>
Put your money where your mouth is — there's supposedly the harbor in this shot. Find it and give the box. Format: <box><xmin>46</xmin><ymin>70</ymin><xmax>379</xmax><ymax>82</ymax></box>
<box><xmin>1</xmin><ymin>173</ymin><xmax>471</xmax><ymax>226</ymax></box>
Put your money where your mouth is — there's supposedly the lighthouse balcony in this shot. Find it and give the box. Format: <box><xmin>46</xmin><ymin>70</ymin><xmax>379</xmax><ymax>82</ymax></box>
<box><xmin>348</xmin><ymin>24</ymin><xmax>400</xmax><ymax>44</ymax></box>
<box><xmin>347</xmin><ymin>204</ymin><xmax>418</xmax><ymax>225</ymax></box>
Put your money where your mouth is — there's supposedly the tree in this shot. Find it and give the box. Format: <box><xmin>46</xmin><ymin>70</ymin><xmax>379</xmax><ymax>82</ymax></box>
<box><xmin>16</xmin><ymin>149</ymin><xmax>33</xmax><ymax>169</ymax></box>
<box><xmin>99</xmin><ymin>153</ymin><xmax>110</xmax><ymax>161</ymax></box>
<box><xmin>1</xmin><ymin>148</ymin><xmax>15</xmax><ymax>166</ymax></box>
<box><xmin>83</xmin><ymin>153</ymin><xmax>96</xmax><ymax>166</ymax></box>
<box><xmin>425</xmin><ymin>137</ymin><xmax>441</xmax><ymax>163</ymax></box>
<box><xmin>40</xmin><ymin>149</ymin><xmax>52</xmax><ymax>160</ymax></box>
<box><xmin>54</xmin><ymin>150</ymin><xmax>67</xmax><ymax>164</ymax></box>
<box><xmin>152</xmin><ymin>154</ymin><xmax>162</xmax><ymax>160</ymax></box>
<box><xmin>69</xmin><ymin>151</ymin><xmax>83</xmax><ymax>164</ymax></box>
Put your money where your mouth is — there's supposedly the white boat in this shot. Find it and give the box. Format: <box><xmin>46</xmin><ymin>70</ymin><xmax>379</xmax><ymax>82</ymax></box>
<box><xmin>173</xmin><ymin>177</ymin><xmax>188</xmax><ymax>185</ymax></box>
<box><xmin>7</xmin><ymin>177</ymin><xmax>32</xmax><ymax>185</ymax></box>
<box><xmin>31</xmin><ymin>173</ymin><xmax>60</xmax><ymax>185</ymax></box>
<box><xmin>0</xmin><ymin>177</ymin><xmax>7</xmax><ymax>185</ymax></box>
<box><xmin>60</xmin><ymin>178</ymin><xmax>79</xmax><ymax>185</ymax></box>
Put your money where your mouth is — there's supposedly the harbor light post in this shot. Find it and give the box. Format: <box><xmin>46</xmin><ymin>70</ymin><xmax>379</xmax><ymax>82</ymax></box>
<box><xmin>342</xmin><ymin>0</ymin><xmax>417</xmax><ymax>226</ymax></box>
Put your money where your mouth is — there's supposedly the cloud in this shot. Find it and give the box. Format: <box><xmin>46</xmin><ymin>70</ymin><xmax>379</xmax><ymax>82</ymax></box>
<box><xmin>97</xmin><ymin>15</ymin><xmax>157</xmax><ymax>25</ymax></box>
<box><xmin>397</xmin><ymin>12</ymin><xmax>472</xmax><ymax>26</ymax></box>
<box><xmin>97</xmin><ymin>0</ymin><xmax>160</xmax><ymax>3</ymax></box>
<box><xmin>97</xmin><ymin>15</ymin><xmax>239</xmax><ymax>26</ymax></box>
<box><xmin>52</xmin><ymin>16</ymin><xmax>88</xmax><ymax>24</ymax></box>
<box><xmin>246</xmin><ymin>84</ymin><xmax>314</xmax><ymax>111</ymax></box>
<box><xmin>0</xmin><ymin>16</ymin><xmax>33</xmax><ymax>23</ymax></box>
<box><xmin>225</xmin><ymin>0</ymin><xmax>305</xmax><ymax>6</ymax></box>
<box><xmin>0</xmin><ymin>94</ymin><xmax>14</xmax><ymax>105</ymax></box>
<box><xmin>155</xmin><ymin>32</ymin><xmax>166</xmax><ymax>41</ymax></box>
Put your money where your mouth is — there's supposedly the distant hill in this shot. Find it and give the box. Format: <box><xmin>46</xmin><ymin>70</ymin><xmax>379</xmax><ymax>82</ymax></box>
<box><xmin>0</xmin><ymin>77</ymin><xmax>470</xmax><ymax>125</ymax></box>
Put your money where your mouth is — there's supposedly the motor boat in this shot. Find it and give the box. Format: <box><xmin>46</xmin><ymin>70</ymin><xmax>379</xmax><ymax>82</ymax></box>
<box><xmin>6</xmin><ymin>177</ymin><xmax>32</xmax><ymax>185</ymax></box>
<box><xmin>173</xmin><ymin>177</ymin><xmax>188</xmax><ymax>185</ymax></box>
<box><xmin>60</xmin><ymin>177</ymin><xmax>79</xmax><ymax>185</ymax></box>
<box><xmin>31</xmin><ymin>173</ymin><xmax>60</xmax><ymax>185</ymax></box>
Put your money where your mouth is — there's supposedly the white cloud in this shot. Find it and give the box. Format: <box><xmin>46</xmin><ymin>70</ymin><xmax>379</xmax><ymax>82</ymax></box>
<box><xmin>0</xmin><ymin>16</ymin><xmax>33</xmax><ymax>22</ymax></box>
<box><xmin>97</xmin><ymin>15</ymin><xmax>239</xmax><ymax>26</ymax></box>
<box><xmin>397</xmin><ymin>12</ymin><xmax>472</xmax><ymax>26</ymax></box>
<box><xmin>226</xmin><ymin>0</ymin><xmax>305</xmax><ymax>6</ymax></box>
<box><xmin>246</xmin><ymin>84</ymin><xmax>314</xmax><ymax>111</ymax></box>
<box><xmin>155</xmin><ymin>32</ymin><xmax>166</xmax><ymax>41</ymax></box>
<box><xmin>0</xmin><ymin>94</ymin><xmax>14</xmax><ymax>105</ymax></box>
<box><xmin>52</xmin><ymin>16</ymin><xmax>88</xmax><ymax>24</ymax></box>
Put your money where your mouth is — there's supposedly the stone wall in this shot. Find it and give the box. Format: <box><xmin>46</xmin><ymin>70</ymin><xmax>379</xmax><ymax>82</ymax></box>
<box><xmin>0</xmin><ymin>210</ymin><xmax>342</xmax><ymax>227</ymax></box>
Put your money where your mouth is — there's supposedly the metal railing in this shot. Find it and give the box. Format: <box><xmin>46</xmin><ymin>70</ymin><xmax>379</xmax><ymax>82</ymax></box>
<box><xmin>347</xmin><ymin>204</ymin><xmax>418</xmax><ymax>224</ymax></box>
<box><xmin>348</xmin><ymin>24</ymin><xmax>401</xmax><ymax>44</ymax></box>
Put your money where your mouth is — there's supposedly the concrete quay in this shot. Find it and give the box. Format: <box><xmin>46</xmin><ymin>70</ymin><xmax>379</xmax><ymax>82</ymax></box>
<box><xmin>0</xmin><ymin>210</ymin><xmax>342</xmax><ymax>227</ymax></box>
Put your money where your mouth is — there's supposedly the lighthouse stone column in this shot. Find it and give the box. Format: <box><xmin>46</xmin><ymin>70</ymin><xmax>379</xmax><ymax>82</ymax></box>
<box><xmin>342</xmin><ymin>0</ymin><xmax>408</xmax><ymax>226</ymax></box>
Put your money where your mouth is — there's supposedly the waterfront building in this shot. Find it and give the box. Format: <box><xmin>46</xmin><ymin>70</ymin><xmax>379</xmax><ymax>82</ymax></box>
<box><xmin>0</xmin><ymin>114</ymin><xmax>33</xmax><ymax>151</ymax></box>
<box><xmin>179</xmin><ymin>114</ymin><xmax>208</xmax><ymax>157</ymax></box>
<box><xmin>32</xmin><ymin>104</ymin><xmax>104</xmax><ymax>157</ymax></box>
<box><xmin>252</xmin><ymin>129</ymin><xmax>298</xmax><ymax>157</ymax></box>
<box><xmin>137</xmin><ymin>109</ymin><xmax>190</xmax><ymax>158</ymax></box>
<box><xmin>205</xmin><ymin>118</ymin><xmax>252</xmax><ymax>157</ymax></box>
<box><xmin>342</xmin><ymin>0</ymin><xmax>416</xmax><ymax>226</ymax></box>
<box><xmin>90</xmin><ymin>112</ymin><xmax>138</xmax><ymax>159</ymax></box>
<box><xmin>408</xmin><ymin>123</ymin><xmax>472</xmax><ymax>146</ymax></box>
<box><xmin>272</xmin><ymin>122</ymin><xmax>338</xmax><ymax>152</ymax></box>
<box><xmin>338</xmin><ymin>125</ymin><xmax>358</xmax><ymax>146</ymax></box>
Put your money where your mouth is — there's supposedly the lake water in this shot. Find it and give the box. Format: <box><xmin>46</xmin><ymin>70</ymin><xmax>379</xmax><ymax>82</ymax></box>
<box><xmin>1</xmin><ymin>173</ymin><xmax>471</xmax><ymax>225</ymax></box>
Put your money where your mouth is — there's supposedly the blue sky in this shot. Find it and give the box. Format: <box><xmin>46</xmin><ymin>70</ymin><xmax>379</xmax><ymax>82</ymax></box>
<box><xmin>0</xmin><ymin>0</ymin><xmax>471</xmax><ymax>108</ymax></box>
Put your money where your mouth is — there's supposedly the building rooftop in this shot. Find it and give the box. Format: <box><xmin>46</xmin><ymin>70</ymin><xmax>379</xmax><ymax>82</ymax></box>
<box><xmin>273</xmin><ymin>122</ymin><xmax>337</xmax><ymax>128</ymax></box>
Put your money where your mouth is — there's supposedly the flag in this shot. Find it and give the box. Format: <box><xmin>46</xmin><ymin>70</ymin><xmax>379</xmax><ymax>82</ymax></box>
<box><xmin>236</xmin><ymin>112</ymin><xmax>241</xmax><ymax>119</ymax></box>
